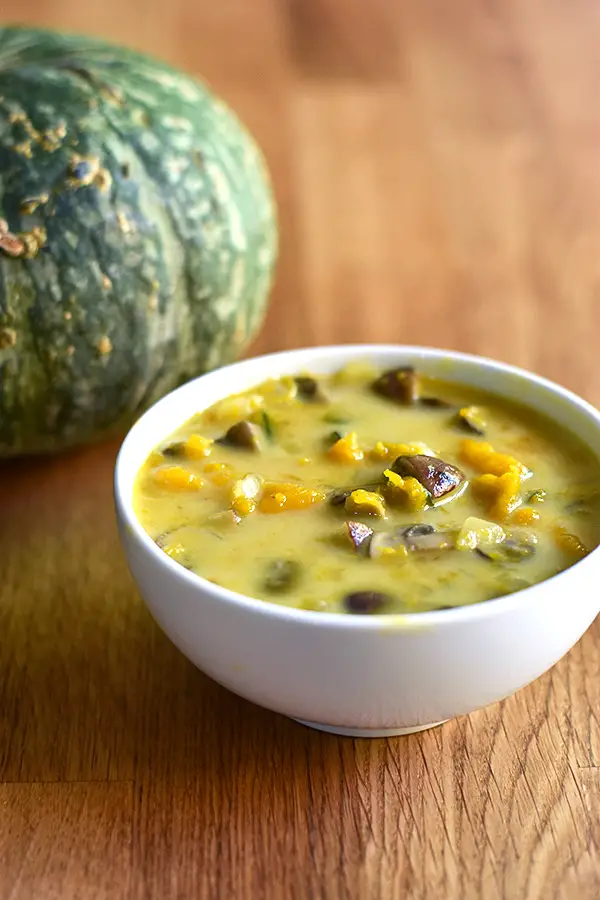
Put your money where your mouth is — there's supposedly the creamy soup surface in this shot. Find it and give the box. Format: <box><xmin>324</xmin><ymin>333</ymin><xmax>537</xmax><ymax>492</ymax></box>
<box><xmin>133</xmin><ymin>363</ymin><xmax>600</xmax><ymax>614</ymax></box>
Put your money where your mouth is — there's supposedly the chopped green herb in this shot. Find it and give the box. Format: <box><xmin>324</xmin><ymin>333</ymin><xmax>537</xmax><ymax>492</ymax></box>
<box><xmin>261</xmin><ymin>411</ymin><xmax>276</xmax><ymax>443</ymax></box>
<box><xmin>326</xmin><ymin>429</ymin><xmax>345</xmax><ymax>446</ymax></box>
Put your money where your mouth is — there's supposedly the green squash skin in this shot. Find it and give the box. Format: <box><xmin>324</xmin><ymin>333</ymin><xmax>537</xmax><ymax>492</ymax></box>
<box><xmin>0</xmin><ymin>26</ymin><xmax>277</xmax><ymax>456</ymax></box>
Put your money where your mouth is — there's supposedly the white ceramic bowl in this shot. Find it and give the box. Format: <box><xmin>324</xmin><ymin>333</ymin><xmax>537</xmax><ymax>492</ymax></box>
<box><xmin>114</xmin><ymin>345</ymin><xmax>600</xmax><ymax>737</ymax></box>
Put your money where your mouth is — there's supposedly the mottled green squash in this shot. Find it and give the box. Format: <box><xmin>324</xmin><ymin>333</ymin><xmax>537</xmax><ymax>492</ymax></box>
<box><xmin>0</xmin><ymin>26</ymin><xmax>277</xmax><ymax>457</ymax></box>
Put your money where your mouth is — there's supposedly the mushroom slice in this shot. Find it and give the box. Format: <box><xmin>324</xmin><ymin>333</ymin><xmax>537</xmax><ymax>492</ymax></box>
<box><xmin>391</xmin><ymin>454</ymin><xmax>465</xmax><ymax>499</ymax></box>
<box><xmin>217</xmin><ymin>420</ymin><xmax>261</xmax><ymax>451</ymax></box>
<box><xmin>402</xmin><ymin>524</ymin><xmax>454</xmax><ymax>552</ymax></box>
<box><xmin>369</xmin><ymin>523</ymin><xmax>454</xmax><ymax>557</ymax></box>
<box><xmin>346</xmin><ymin>521</ymin><xmax>375</xmax><ymax>554</ymax></box>
<box><xmin>343</xmin><ymin>591</ymin><xmax>391</xmax><ymax>613</ymax></box>
<box><xmin>295</xmin><ymin>376</ymin><xmax>328</xmax><ymax>402</ymax></box>
<box><xmin>372</xmin><ymin>367</ymin><xmax>418</xmax><ymax>404</ymax></box>
<box><xmin>368</xmin><ymin>529</ymin><xmax>407</xmax><ymax>558</ymax></box>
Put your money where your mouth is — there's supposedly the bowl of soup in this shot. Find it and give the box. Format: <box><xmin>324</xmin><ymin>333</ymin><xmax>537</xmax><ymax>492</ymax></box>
<box><xmin>114</xmin><ymin>346</ymin><xmax>600</xmax><ymax>736</ymax></box>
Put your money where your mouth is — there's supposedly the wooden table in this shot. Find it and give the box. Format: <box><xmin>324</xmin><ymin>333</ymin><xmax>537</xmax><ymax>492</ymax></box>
<box><xmin>2</xmin><ymin>2</ymin><xmax>600</xmax><ymax>897</ymax></box>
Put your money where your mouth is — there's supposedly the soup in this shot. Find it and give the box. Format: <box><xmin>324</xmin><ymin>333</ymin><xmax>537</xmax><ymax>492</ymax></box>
<box><xmin>133</xmin><ymin>363</ymin><xmax>600</xmax><ymax>614</ymax></box>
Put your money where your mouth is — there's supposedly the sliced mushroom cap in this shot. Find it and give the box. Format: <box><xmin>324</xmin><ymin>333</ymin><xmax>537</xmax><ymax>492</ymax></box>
<box><xmin>402</xmin><ymin>523</ymin><xmax>443</xmax><ymax>552</ymax></box>
<box><xmin>391</xmin><ymin>454</ymin><xmax>465</xmax><ymax>499</ymax></box>
<box><xmin>295</xmin><ymin>376</ymin><xmax>328</xmax><ymax>402</ymax></box>
<box><xmin>369</xmin><ymin>523</ymin><xmax>454</xmax><ymax>557</ymax></box>
<box><xmin>346</xmin><ymin>521</ymin><xmax>374</xmax><ymax>553</ymax></box>
<box><xmin>343</xmin><ymin>591</ymin><xmax>391</xmax><ymax>613</ymax></box>
<box><xmin>217</xmin><ymin>420</ymin><xmax>261</xmax><ymax>451</ymax></box>
<box><xmin>405</xmin><ymin>531</ymin><xmax>456</xmax><ymax>552</ymax></box>
<box><xmin>372</xmin><ymin>367</ymin><xmax>418</xmax><ymax>404</ymax></box>
<box><xmin>368</xmin><ymin>530</ymin><xmax>406</xmax><ymax>558</ymax></box>
<box><xmin>329</xmin><ymin>487</ymin><xmax>352</xmax><ymax>507</ymax></box>
<box><xmin>402</xmin><ymin>523</ymin><xmax>435</xmax><ymax>539</ymax></box>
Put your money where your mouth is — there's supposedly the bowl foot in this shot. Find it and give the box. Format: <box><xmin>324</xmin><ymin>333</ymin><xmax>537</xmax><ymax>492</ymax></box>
<box><xmin>292</xmin><ymin>718</ymin><xmax>449</xmax><ymax>738</ymax></box>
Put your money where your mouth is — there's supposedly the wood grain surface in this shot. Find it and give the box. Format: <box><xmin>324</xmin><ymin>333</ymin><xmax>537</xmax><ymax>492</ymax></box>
<box><xmin>1</xmin><ymin>1</ymin><xmax>600</xmax><ymax>897</ymax></box>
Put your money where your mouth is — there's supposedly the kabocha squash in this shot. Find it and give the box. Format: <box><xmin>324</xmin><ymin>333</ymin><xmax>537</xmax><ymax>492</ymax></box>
<box><xmin>0</xmin><ymin>26</ymin><xmax>277</xmax><ymax>457</ymax></box>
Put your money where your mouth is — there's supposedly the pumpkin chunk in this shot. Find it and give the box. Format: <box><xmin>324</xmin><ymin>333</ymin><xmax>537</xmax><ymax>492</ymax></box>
<box><xmin>260</xmin><ymin>483</ymin><xmax>325</xmax><ymax>513</ymax></box>
<box><xmin>328</xmin><ymin>482</ymin><xmax>382</xmax><ymax>506</ymax></box>
<box><xmin>471</xmin><ymin>471</ymin><xmax>521</xmax><ymax>521</ymax></box>
<box><xmin>327</xmin><ymin>432</ymin><xmax>364</xmax><ymax>463</ymax></box>
<box><xmin>553</xmin><ymin>525</ymin><xmax>588</xmax><ymax>559</ymax></box>
<box><xmin>154</xmin><ymin>465</ymin><xmax>203</xmax><ymax>491</ymax></box>
<box><xmin>369</xmin><ymin>441</ymin><xmax>436</xmax><ymax>461</ymax></box>
<box><xmin>383</xmin><ymin>469</ymin><xmax>429</xmax><ymax>511</ymax></box>
<box><xmin>184</xmin><ymin>434</ymin><xmax>213</xmax><ymax>458</ymax></box>
<box><xmin>203</xmin><ymin>462</ymin><xmax>234</xmax><ymax>486</ymax></box>
<box><xmin>512</xmin><ymin>507</ymin><xmax>540</xmax><ymax>526</ymax></box>
<box><xmin>344</xmin><ymin>489</ymin><xmax>386</xmax><ymax>517</ymax></box>
<box><xmin>460</xmin><ymin>439</ymin><xmax>529</xmax><ymax>478</ymax></box>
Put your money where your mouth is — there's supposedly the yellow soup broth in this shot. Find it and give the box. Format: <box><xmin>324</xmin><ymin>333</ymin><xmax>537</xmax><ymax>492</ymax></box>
<box><xmin>133</xmin><ymin>364</ymin><xmax>600</xmax><ymax>614</ymax></box>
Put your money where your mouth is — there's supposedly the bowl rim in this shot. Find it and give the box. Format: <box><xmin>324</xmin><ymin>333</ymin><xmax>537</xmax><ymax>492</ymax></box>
<box><xmin>114</xmin><ymin>343</ymin><xmax>600</xmax><ymax>629</ymax></box>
